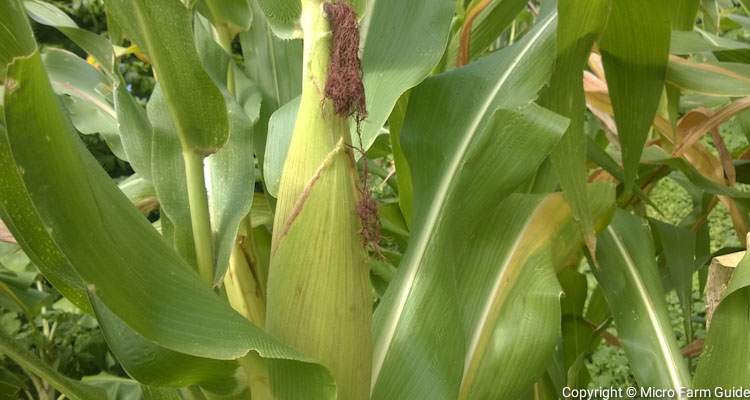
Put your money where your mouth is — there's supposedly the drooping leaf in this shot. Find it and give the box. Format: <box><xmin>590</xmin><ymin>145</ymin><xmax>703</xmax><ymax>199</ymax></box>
<box><xmin>373</xmin><ymin>14</ymin><xmax>566</xmax><ymax>396</ymax></box>
<box><xmin>593</xmin><ymin>210</ymin><xmax>691</xmax><ymax>391</ymax></box>
<box><xmin>357</xmin><ymin>0</ymin><xmax>455</xmax><ymax>149</ymax></box>
<box><xmin>104</xmin><ymin>0</ymin><xmax>228</xmax><ymax>154</ymax></box>
<box><xmin>24</xmin><ymin>0</ymin><xmax>115</xmax><ymax>75</ymax></box>
<box><xmin>541</xmin><ymin>0</ymin><xmax>610</xmax><ymax>253</ymax></box>
<box><xmin>599</xmin><ymin>0</ymin><xmax>671</xmax><ymax>191</ymax></box>
<box><xmin>667</xmin><ymin>57</ymin><xmax>750</xmax><ymax>97</ymax></box>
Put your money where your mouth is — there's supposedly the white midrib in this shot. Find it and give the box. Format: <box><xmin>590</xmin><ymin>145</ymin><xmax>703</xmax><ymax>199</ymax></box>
<box><xmin>607</xmin><ymin>226</ymin><xmax>688</xmax><ymax>395</ymax></box>
<box><xmin>370</xmin><ymin>12</ymin><xmax>557</xmax><ymax>391</ymax></box>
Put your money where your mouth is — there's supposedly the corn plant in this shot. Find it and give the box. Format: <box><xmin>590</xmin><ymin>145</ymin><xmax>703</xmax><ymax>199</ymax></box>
<box><xmin>2</xmin><ymin>0</ymin><xmax>750</xmax><ymax>399</ymax></box>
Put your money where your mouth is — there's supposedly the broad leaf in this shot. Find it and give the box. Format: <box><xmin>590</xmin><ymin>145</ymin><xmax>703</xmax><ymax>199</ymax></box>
<box><xmin>104</xmin><ymin>0</ymin><xmax>228</xmax><ymax>154</ymax></box>
<box><xmin>541</xmin><ymin>0</ymin><xmax>610</xmax><ymax>252</ymax></box>
<box><xmin>593</xmin><ymin>210</ymin><xmax>691</xmax><ymax>391</ymax></box>
<box><xmin>599</xmin><ymin>0</ymin><xmax>671</xmax><ymax>191</ymax></box>
<box><xmin>372</xmin><ymin>14</ymin><xmax>564</xmax><ymax>397</ymax></box>
<box><xmin>357</xmin><ymin>0</ymin><xmax>455</xmax><ymax>149</ymax></box>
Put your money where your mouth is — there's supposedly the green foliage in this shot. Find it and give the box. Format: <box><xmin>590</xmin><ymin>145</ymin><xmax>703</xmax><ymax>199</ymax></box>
<box><xmin>3</xmin><ymin>0</ymin><xmax>750</xmax><ymax>398</ymax></box>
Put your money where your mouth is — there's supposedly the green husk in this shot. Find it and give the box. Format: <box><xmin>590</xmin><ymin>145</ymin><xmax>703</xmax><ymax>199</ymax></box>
<box><xmin>265</xmin><ymin>1</ymin><xmax>372</xmax><ymax>399</ymax></box>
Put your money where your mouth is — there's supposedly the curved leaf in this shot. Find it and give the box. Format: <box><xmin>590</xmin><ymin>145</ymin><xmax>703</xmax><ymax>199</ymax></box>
<box><xmin>358</xmin><ymin>0</ymin><xmax>455</xmax><ymax>149</ymax></box>
<box><xmin>541</xmin><ymin>0</ymin><xmax>610</xmax><ymax>253</ymax></box>
<box><xmin>457</xmin><ymin>185</ymin><xmax>613</xmax><ymax>399</ymax></box>
<box><xmin>104</xmin><ymin>0</ymin><xmax>228</xmax><ymax>154</ymax></box>
<box><xmin>372</xmin><ymin>13</ymin><xmax>562</xmax><ymax>394</ymax></box>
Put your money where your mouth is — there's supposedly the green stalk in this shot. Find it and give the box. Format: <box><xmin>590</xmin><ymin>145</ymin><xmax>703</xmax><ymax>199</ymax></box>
<box><xmin>226</xmin><ymin>240</ymin><xmax>272</xmax><ymax>400</ymax></box>
<box><xmin>182</xmin><ymin>149</ymin><xmax>215</xmax><ymax>285</ymax></box>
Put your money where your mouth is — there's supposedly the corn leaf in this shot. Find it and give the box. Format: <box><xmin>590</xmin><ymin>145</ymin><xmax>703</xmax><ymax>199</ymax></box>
<box><xmin>24</xmin><ymin>0</ymin><xmax>115</xmax><ymax>75</ymax></box>
<box><xmin>442</xmin><ymin>0</ymin><xmax>530</xmax><ymax>66</ymax></box>
<box><xmin>357</xmin><ymin>0</ymin><xmax>455</xmax><ymax>149</ymax></box>
<box><xmin>599</xmin><ymin>0</ymin><xmax>671</xmax><ymax>191</ymax></box>
<box><xmin>671</xmin><ymin>0</ymin><xmax>700</xmax><ymax>30</ymax></box>
<box><xmin>264</xmin><ymin>97</ymin><xmax>299</xmax><ymax>197</ymax></box>
<box><xmin>593</xmin><ymin>210</ymin><xmax>691</xmax><ymax>391</ymax></box>
<box><xmin>372</xmin><ymin>13</ymin><xmax>565</xmax><ymax>398</ymax></box>
<box><xmin>694</xmin><ymin>252</ymin><xmax>750</xmax><ymax>393</ymax></box>
<box><xmin>0</xmin><ymin>329</ymin><xmax>105</xmax><ymax>400</ymax></box>
<box><xmin>456</xmin><ymin>185</ymin><xmax>614</xmax><ymax>399</ymax></box>
<box><xmin>27</xmin><ymin>0</ymin><xmax>154</xmax><ymax>179</ymax></box>
<box><xmin>541</xmin><ymin>0</ymin><xmax>610</xmax><ymax>253</ymax></box>
<box><xmin>103</xmin><ymin>0</ymin><xmax>228</xmax><ymax>154</ymax></box>
<box><xmin>667</xmin><ymin>58</ymin><xmax>750</xmax><ymax>97</ymax></box>
<box><xmin>240</xmin><ymin>0</ymin><xmax>302</xmax><ymax>168</ymax></box>
<box><xmin>197</xmin><ymin>0</ymin><xmax>253</xmax><ymax>37</ymax></box>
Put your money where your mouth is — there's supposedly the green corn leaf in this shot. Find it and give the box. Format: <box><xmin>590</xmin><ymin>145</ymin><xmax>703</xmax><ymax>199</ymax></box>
<box><xmin>104</xmin><ymin>0</ymin><xmax>228</xmax><ymax>155</ymax></box>
<box><xmin>388</xmin><ymin>92</ymin><xmax>413</xmax><ymax>226</ymax></box>
<box><xmin>456</xmin><ymin>185</ymin><xmax>614</xmax><ymax>399</ymax></box>
<box><xmin>357</xmin><ymin>0</ymin><xmax>455</xmax><ymax>150</ymax></box>
<box><xmin>443</xmin><ymin>0</ymin><xmax>529</xmax><ymax>65</ymax></box>
<box><xmin>24</xmin><ymin>0</ymin><xmax>115</xmax><ymax>75</ymax></box>
<box><xmin>599</xmin><ymin>0</ymin><xmax>671</xmax><ymax>192</ymax></box>
<box><xmin>27</xmin><ymin>0</ymin><xmax>154</xmax><ymax>179</ymax></box>
<box><xmin>593</xmin><ymin>210</ymin><xmax>692</xmax><ymax>391</ymax></box>
<box><xmin>264</xmin><ymin>97</ymin><xmax>299</xmax><ymax>197</ymax></box>
<box><xmin>197</xmin><ymin>0</ymin><xmax>254</xmax><ymax>38</ymax></box>
<box><xmin>255</xmin><ymin>0</ymin><xmax>302</xmax><ymax>39</ymax></box>
<box><xmin>694</xmin><ymin>251</ymin><xmax>750</xmax><ymax>393</ymax></box>
<box><xmin>372</xmin><ymin>13</ymin><xmax>565</xmax><ymax>397</ymax></box>
<box><xmin>667</xmin><ymin>58</ymin><xmax>750</xmax><ymax>97</ymax></box>
<box><xmin>671</xmin><ymin>0</ymin><xmax>700</xmax><ymax>30</ymax></box>
<box><xmin>541</xmin><ymin>0</ymin><xmax>610</xmax><ymax>254</ymax></box>
<box><xmin>0</xmin><ymin>329</ymin><xmax>106</xmax><ymax>400</ymax></box>
<box><xmin>240</xmin><ymin>0</ymin><xmax>302</xmax><ymax>169</ymax></box>
<box><xmin>194</xmin><ymin>16</ymin><xmax>258</xmax><ymax>284</ymax></box>
<box><xmin>649</xmin><ymin>219</ymin><xmax>697</xmax><ymax>342</ymax></box>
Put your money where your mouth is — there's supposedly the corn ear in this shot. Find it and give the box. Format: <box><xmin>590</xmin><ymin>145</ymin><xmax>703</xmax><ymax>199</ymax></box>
<box><xmin>266</xmin><ymin>1</ymin><xmax>371</xmax><ymax>399</ymax></box>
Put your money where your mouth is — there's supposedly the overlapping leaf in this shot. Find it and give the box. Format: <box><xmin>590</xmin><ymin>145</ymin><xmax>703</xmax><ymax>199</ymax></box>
<box><xmin>0</xmin><ymin>5</ymin><xmax>333</xmax><ymax>398</ymax></box>
<box><xmin>372</xmin><ymin>13</ymin><xmax>570</xmax><ymax>398</ymax></box>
